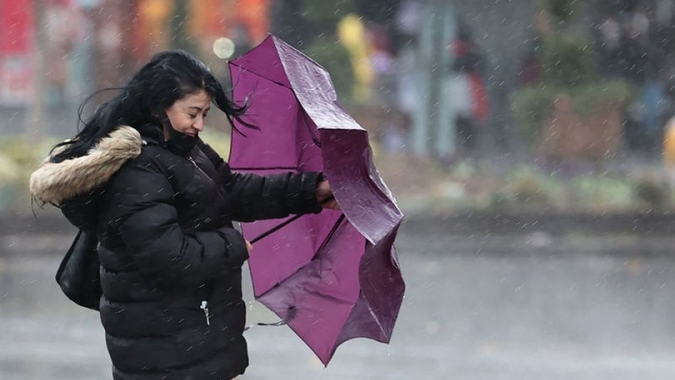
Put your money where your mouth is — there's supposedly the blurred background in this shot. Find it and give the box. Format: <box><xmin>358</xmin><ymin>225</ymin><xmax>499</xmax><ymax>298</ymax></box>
<box><xmin>3</xmin><ymin>0</ymin><xmax>675</xmax><ymax>213</ymax></box>
<box><xmin>3</xmin><ymin>0</ymin><xmax>675</xmax><ymax>379</ymax></box>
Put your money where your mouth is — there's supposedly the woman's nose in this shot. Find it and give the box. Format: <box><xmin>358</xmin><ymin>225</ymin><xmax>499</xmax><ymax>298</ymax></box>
<box><xmin>194</xmin><ymin>117</ymin><xmax>205</xmax><ymax>131</ymax></box>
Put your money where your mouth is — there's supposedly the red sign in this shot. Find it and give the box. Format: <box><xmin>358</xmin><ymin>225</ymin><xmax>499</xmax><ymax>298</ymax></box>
<box><xmin>0</xmin><ymin>0</ymin><xmax>34</xmax><ymax>105</ymax></box>
<box><xmin>0</xmin><ymin>0</ymin><xmax>34</xmax><ymax>55</ymax></box>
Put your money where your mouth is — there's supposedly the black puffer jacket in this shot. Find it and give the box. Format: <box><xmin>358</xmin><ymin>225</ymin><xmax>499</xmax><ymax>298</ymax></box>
<box><xmin>29</xmin><ymin>125</ymin><xmax>323</xmax><ymax>380</ymax></box>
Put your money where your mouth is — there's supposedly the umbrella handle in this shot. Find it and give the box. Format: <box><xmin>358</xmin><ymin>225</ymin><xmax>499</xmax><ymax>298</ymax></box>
<box><xmin>249</xmin><ymin>196</ymin><xmax>335</xmax><ymax>244</ymax></box>
<box><xmin>244</xmin><ymin>319</ymin><xmax>287</xmax><ymax>331</ymax></box>
<box><xmin>244</xmin><ymin>306</ymin><xmax>297</xmax><ymax>331</ymax></box>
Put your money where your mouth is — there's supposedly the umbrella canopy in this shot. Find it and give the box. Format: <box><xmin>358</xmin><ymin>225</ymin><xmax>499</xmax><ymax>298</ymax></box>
<box><xmin>228</xmin><ymin>35</ymin><xmax>405</xmax><ymax>366</ymax></box>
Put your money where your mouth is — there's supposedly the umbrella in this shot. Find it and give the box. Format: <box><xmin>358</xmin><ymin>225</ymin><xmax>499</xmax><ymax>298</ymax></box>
<box><xmin>227</xmin><ymin>35</ymin><xmax>405</xmax><ymax>366</ymax></box>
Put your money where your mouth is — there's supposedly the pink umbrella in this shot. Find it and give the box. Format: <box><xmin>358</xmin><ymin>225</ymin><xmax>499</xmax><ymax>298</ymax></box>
<box><xmin>228</xmin><ymin>35</ymin><xmax>405</xmax><ymax>366</ymax></box>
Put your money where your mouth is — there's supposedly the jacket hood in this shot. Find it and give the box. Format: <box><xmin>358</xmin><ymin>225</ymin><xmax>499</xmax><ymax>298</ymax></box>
<box><xmin>29</xmin><ymin>126</ymin><xmax>142</xmax><ymax>205</ymax></box>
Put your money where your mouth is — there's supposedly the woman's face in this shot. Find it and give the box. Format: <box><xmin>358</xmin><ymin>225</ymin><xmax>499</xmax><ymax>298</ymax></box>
<box><xmin>164</xmin><ymin>89</ymin><xmax>211</xmax><ymax>139</ymax></box>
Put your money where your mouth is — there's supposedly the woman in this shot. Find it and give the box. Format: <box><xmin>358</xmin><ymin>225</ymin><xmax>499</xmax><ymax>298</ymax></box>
<box><xmin>29</xmin><ymin>50</ymin><xmax>335</xmax><ymax>379</ymax></box>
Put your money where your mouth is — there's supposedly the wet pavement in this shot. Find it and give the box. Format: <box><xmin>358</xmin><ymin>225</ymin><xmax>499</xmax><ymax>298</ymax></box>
<box><xmin>2</xmin><ymin>217</ymin><xmax>675</xmax><ymax>379</ymax></box>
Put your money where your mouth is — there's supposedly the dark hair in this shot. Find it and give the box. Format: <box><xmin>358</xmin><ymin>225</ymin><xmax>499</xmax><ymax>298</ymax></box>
<box><xmin>51</xmin><ymin>50</ymin><xmax>246</xmax><ymax>162</ymax></box>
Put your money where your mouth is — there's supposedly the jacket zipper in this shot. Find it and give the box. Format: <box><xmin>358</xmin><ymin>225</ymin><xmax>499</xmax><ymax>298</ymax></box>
<box><xmin>187</xmin><ymin>154</ymin><xmax>225</xmax><ymax>327</ymax></box>
<box><xmin>200</xmin><ymin>300</ymin><xmax>211</xmax><ymax>326</ymax></box>
<box><xmin>187</xmin><ymin>155</ymin><xmax>229</xmax><ymax>203</ymax></box>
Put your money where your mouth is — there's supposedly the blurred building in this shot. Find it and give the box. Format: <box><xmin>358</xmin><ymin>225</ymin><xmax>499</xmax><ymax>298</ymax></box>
<box><xmin>0</xmin><ymin>0</ymin><xmax>272</xmax><ymax>109</ymax></box>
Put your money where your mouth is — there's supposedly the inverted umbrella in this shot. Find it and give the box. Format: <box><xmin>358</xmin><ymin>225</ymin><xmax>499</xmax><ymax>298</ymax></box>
<box><xmin>228</xmin><ymin>35</ymin><xmax>405</xmax><ymax>366</ymax></box>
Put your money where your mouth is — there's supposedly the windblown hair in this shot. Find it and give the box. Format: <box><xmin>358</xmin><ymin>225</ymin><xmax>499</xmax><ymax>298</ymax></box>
<box><xmin>51</xmin><ymin>50</ymin><xmax>246</xmax><ymax>163</ymax></box>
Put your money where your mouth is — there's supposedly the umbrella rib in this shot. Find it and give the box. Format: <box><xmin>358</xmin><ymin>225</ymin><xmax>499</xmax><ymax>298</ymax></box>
<box><xmin>250</xmin><ymin>197</ymin><xmax>338</xmax><ymax>244</ymax></box>
<box><xmin>229</xmin><ymin>166</ymin><xmax>300</xmax><ymax>171</ymax></box>
<box><xmin>301</xmin><ymin>114</ymin><xmax>321</xmax><ymax>148</ymax></box>
<box><xmin>250</xmin><ymin>213</ymin><xmax>302</xmax><ymax>244</ymax></box>
<box><xmin>229</xmin><ymin>62</ymin><xmax>293</xmax><ymax>90</ymax></box>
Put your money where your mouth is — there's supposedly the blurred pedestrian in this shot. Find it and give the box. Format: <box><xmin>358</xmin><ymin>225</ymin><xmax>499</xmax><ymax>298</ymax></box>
<box><xmin>29</xmin><ymin>50</ymin><xmax>336</xmax><ymax>380</ymax></box>
<box><xmin>380</xmin><ymin>109</ymin><xmax>411</xmax><ymax>153</ymax></box>
<box><xmin>448</xmin><ymin>23</ymin><xmax>489</xmax><ymax>151</ymax></box>
<box><xmin>596</xmin><ymin>11</ymin><xmax>623</xmax><ymax>77</ymax></box>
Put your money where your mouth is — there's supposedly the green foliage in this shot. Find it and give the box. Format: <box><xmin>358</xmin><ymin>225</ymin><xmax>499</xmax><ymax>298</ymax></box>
<box><xmin>570</xmin><ymin>174</ymin><xmax>636</xmax><ymax>212</ymax></box>
<box><xmin>493</xmin><ymin>165</ymin><xmax>566</xmax><ymax>211</ymax></box>
<box><xmin>634</xmin><ymin>177</ymin><xmax>673</xmax><ymax>210</ymax></box>
<box><xmin>304</xmin><ymin>0</ymin><xmax>355</xmax><ymax>32</ymax></box>
<box><xmin>509</xmin><ymin>86</ymin><xmax>558</xmax><ymax>147</ymax></box>
<box><xmin>408</xmin><ymin>158</ymin><xmax>675</xmax><ymax>215</ymax></box>
<box><xmin>540</xmin><ymin>36</ymin><xmax>597</xmax><ymax>87</ymax></box>
<box><xmin>543</xmin><ymin>0</ymin><xmax>580</xmax><ymax>23</ymax></box>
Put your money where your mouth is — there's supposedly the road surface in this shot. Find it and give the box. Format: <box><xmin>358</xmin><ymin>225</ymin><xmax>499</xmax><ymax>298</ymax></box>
<box><xmin>2</xmin><ymin>217</ymin><xmax>675</xmax><ymax>379</ymax></box>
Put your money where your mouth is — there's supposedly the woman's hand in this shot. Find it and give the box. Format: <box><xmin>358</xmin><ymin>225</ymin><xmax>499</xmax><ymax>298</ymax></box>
<box><xmin>317</xmin><ymin>179</ymin><xmax>340</xmax><ymax>210</ymax></box>
<box><xmin>245</xmin><ymin>240</ymin><xmax>253</xmax><ymax>253</ymax></box>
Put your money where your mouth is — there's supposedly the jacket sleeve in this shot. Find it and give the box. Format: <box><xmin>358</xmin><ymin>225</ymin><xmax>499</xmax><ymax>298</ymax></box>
<box><xmin>223</xmin><ymin>171</ymin><xmax>323</xmax><ymax>222</ymax></box>
<box><xmin>199</xmin><ymin>140</ymin><xmax>323</xmax><ymax>222</ymax></box>
<box><xmin>106</xmin><ymin>161</ymin><xmax>248</xmax><ymax>286</ymax></box>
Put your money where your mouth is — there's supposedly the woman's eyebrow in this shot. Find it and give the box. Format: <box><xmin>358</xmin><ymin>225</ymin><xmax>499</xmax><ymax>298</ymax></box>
<box><xmin>188</xmin><ymin>105</ymin><xmax>210</xmax><ymax>111</ymax></box>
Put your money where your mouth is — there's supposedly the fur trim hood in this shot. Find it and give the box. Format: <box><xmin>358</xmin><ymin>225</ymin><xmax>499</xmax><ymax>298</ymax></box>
<box><xmin>29</xmin><ymin>126</ymin><xmax>142</xmax><ymax>205</ymax></box>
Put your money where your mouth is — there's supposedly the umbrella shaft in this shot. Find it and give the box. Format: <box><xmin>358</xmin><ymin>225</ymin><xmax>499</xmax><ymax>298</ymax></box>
<box><xmin>250</xmin><ymin>196</ymin><xmax>335</xmax><ymax>244</ymax></box>
<box><xmin>250</xmin><ymin>214</ymin><xmax>302</xmax><ymax>244</ymax></box>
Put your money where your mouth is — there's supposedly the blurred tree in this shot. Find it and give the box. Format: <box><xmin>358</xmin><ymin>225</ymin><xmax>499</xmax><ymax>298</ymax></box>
<box><xmin>354</xmin><ymin>0</ymin><xmax>400</xmax><ymax>25</ymax></box>
<box><xmin>269</xmin><ymin>0</ymin><xmax>357</xmax><ymax>102</ymax></box>
<box><xmin>270</xmin><ymin>0</ymin><xmax>314</xmax><ymax>48</ymax></box>
<box><xmin>540</xmin><ymin>35</ymin><xmax>598</xmax><ymax>87</ymax></box>
<box><xmin>270</xmin><ymin>0</ymin><xmax>354</xmax><ymax>48</ymax></box>
<box><xmin>170</xmin><ymin>0</ymin><xmax>199</xmax><ymax>56</ymax></box>
<box><xmin>543</xmin><ymin>0</ymin><xmax>578</xmax><ymax>24</ymax></box>
<box><xmin>304</xmin><ymin>0</ymin><xmax>354</xmax><ymax>35</ymax></box>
